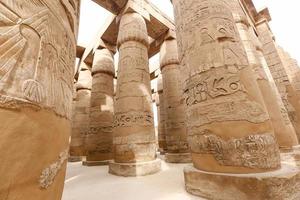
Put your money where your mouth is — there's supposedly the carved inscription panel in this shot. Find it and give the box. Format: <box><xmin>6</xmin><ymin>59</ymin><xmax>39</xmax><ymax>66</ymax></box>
<box><xmin>189</xmin><ymin>130</ymin><xmax>280</xmax><ymax>169</ymax></box>
<box><xmin>0</xmin><ymin>0</ymin><xmax>79</xmax><ymax>119</ymax></box>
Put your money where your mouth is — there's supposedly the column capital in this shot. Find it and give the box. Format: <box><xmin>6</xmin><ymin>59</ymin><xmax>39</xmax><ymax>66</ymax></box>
<box><xmin>92</xmin><ymin>49</ymin><xmax>115</xmax><ymax>77</ymax></box>
<box><xmin>159</xmin><ymin>39</ymin><xmax>179</xmax><ymax>70</ymax></box>
<box><xmin>117</xmin><ymin>12</ymin><xmax>149</xmax><ymax>48</ymax></box>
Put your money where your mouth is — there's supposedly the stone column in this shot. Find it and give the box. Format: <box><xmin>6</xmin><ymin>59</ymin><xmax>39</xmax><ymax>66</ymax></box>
<box><xmin>170</xmin><ymin>0</ymin><xmax>300</xmax><ymax>198</ymax></box>
<box><xmin>70</xmin><ymin>64</ymin><xmax>92</xmax><ymax>158</ymax></box>
<box><xmin>256</xmin><ymin>19</ymin><xmax>300</xmax><ymax>141</ymax></box>
<box><xmin>160</xmin><ymin>39</ymin><xmax>191</xmax><ymax>163</ymax></box>
<box><xmin>156</xmin><ymin>74</ymin><xmax>167</xmax><ymax>154</ymax></box>
<box><xmin>0</xmin><ymin>0</ymin><xmax>80</xmax><ymax>199</ymax></box>
<box><xmin>69</xmin><ymin>80</ymin><xmax>82</xmax><ymax>162</ymax></box>
<box><xmin>231</xmin><ymin>1</ymin><xmax>298</xmax><ymax>149</ymax></box>
<box><xmin>83</xmin><ymin>49</ymin><xmax>115</xmax><ymax>166</ymax></box>
<box><xmin>278</xmin><ymin>47</ymin><xmax>300</xmax><ymax>92</ymax></box>
<box><xmin>109</xmin><ymin>12</ymin><xmax>161</xmax><ymax>177</ymax></box>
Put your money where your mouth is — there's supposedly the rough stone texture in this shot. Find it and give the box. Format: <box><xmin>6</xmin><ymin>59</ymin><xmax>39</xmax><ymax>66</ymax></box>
<box><xmin>85</xmin><ymin>48</ymin><xmax>114</xmax><ymax>165</ymax></box>
<box><xmin>232</xmin><ymin>2</ymin><xmax>298</xmax><ymax>149</ymax></box>
<box><xmin>156</xmin><ymin>74</ymin><xmax>167</xmax><ymax>154</ymax></box>
<box><xmin>160</xmin><ymin>39</ymin><xmax>190</xmax><ymax>163</ymax></box>
<box><xmin>256</xmin><ymin>19</ymin><xmax>300</xmax><ymax>141</ymax></box>
<box><xmin>110</xmin><ymin>12</ymin><xmax>160</xmax><ymax>176</ymax></box>
<box><xmin>165</xmin><ymin>153</ymin><xmax>191</xmax><ymax>163</ymax></box>
<box><xmin>70</xmin><ymin>63</ymin><xmax>92</xmax><ymax>157</ymax></box>
<box><xmin>82</xmin><ymin>160</ymin><xmax>110</xmax><ymax>166</ymax></box>
<box><xmin>0</xmin><ymin>0</ymin><xmax>79</xmax><ymax>199</ymax></box>
<box><xmin>109</xmin><ymin>159</ymin><xmax>161</xmax><ymax>177</ymax></box>
<box><xmin>278</xmin><ymin>47</ymin><xmax>300</xmax><ymax>93</ymax></box>
<box><xmin>184</xmin><ymin>161</ymin><xmax>300</xmax><ymax>200</ymax></box>
<box><xmin>173</xmin><ymin>0</ymin><xmax>280</xmax><ymax>174</ymax></box>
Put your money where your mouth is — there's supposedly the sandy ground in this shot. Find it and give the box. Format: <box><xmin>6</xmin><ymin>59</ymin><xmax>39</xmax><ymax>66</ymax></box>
<box><xmin>62</xmin><ymin>157</ymin><xmax>203</xmax><ymax>200</ymax></box>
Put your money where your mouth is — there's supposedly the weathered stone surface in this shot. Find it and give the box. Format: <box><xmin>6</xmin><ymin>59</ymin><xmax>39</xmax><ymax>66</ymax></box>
<box><xmin>109</xmin><ymin>159</ymin><xmax>161</xmax><ymax>177</ymax></box>
<box><xmin>110</xmin><ymin>12</ymin><xmax>160</xmax><ymax>176</ymax></box>
<box><xmin>85</xmin><ymin>48</ymin><xmax>115</xmax><ymax>165</ymax></box>
<box><xmin>160</xmin><ymin>38</ymin><xmax>190</xmax><ymax>163</ymax></box>
<box><xmin>231</xmin><ymin>1</ymin><xmax>298</xmax><ymax>149</ymax></box>
<box><xmin>173</xmin><ymin>0</ymin><xmax>280</xmax><ymax>173</ymax></box>
<box><xmin>184</xmin><ymin>161</ymin><xmax>300</xmax><ymax>200</ymax></box>
<box><xmin>156</xmin><ymin>74</ymin><xmax>167</xmax><ymax>154</ymax></box>
<box><xmin>256</xmin><ymin>19</ymin><xmax>300</xmax><ymax>141</ymax></box>
<box><xmin>0</xmin><ymin>0</ymin><xmax>79</xmax><ymax>199</ymax></box>
<box><xmin>70</xmin><ymin>63</ymin><xmax>92</xmax><ymax>157</ymax></box>
<box><xmin>165</xmin><ymin>153</ymin><xmax>191</xmax><ymax>163</ymax></box>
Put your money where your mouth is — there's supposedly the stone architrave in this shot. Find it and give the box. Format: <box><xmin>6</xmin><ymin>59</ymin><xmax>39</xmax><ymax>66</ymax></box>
<box><xmin>0</xmin><ymin>0</ymin><xmax>80</xmax><ymax>199</ymax></box>
<box><xmin>160</xmin><ymin>39</ymin><xmax>191</xmax><ymax>163</ymax></box>
<box><xmin>256</xmin><ymin>18</ymin><xmax>300</xmax><ymax>141</ymax></box>
<box><xmin>231</xmin><ymin>0</ymin><xmax>298</xmax><ymax>149</ymax></box>
<box><xmin>170</xmin><ymin>0</ymin><xmax>299</xmax><ymax>198</ymax></box>
<box><xmin>156</xmin><ymin>74</ymin><xmax>167</xmax><ymax>154</ymax></box>
<box><xmin>84</xmin><ymin>49</ymin><xmax>115</xmax><ymax>166</ymax></box>
<box><xmin>108</xmin><ymin>12</ymin><xmax>161</xmax><ymax>177</ymax></box>
<box><xmin>70</xmin><ymin>63</ymin><xmax>92</xmax><ymax>158</ymax></box>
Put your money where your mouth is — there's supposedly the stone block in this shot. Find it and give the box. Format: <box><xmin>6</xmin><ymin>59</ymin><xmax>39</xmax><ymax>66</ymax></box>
<box><xmin>109</xmin><ymin>159</ymin><xmax>161</xmax><ymax>177</ymax></box>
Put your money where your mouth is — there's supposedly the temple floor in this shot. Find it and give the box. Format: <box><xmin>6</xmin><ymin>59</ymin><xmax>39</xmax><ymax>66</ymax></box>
<box><xmin>62</xmin><ymin>156</ymin><xmax>203</xmax><ymax>200</ymax></box>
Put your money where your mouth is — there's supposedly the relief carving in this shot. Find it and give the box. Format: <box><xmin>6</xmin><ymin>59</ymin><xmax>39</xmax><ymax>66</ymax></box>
<box><xmin>39</xmin><ymin>149</ymin><xmax>68</xmax><ymax>189</ymax></box>
<box><xmin>184</xmin><ymin>67</ymin><xmax>269</xmax><ymax>126</ymax></box>
<box><xmin>0</xmin><ymin>1</ymin><xmax>76</xmax><ymax>119</ymax></box>
<box><xmin>114</xmin><ymin>112</ymin><xmax>154</xmax><ymax>127</ymax></box>
<box><xmin>189</xmin><ymin>131</ymin><xmax>280</xmax><ymax>169</ymax></box>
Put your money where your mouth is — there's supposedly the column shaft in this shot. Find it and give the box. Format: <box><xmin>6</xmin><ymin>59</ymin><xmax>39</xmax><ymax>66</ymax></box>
<box><xmin>256</xmin><ymin>20</ymin><xmax>300</xmax><ymax>140</ymax></box>
<box><xmin>157</xmin><ymin>75</ymin><xmax>167</xmax><ymax>153</ymax></box>
<box><xmin>70</xmin><ymin>64</ymin><xmax>92</xmax><ymax>157</ymax></box>
<box><xmin>232</xmin><ymin>1</ymin><xmax>298</xmax><ymax>149</ymax></box>
<box><xmin>173</xmin><ymin>0</ymin><xmax>280</xmax><ymax>174</ymax></box>
<box><xmin>85</xmin><ymin>49</ymin><xmax>114</xmax><ymax>165</ymax></box>
<box><xmin>0</xmin><ymin>0</ymin><xmax>80</xmax><ymax>199</ymax></box>
<box><xmin>160</xmin><ymin>39</ymin><xmax>190</xmax><ymax>163</ymax></box>
<box><xmin>109</xmin><ymin>12</ymin><xmax>160</xmax><ymax>176</ymax></box>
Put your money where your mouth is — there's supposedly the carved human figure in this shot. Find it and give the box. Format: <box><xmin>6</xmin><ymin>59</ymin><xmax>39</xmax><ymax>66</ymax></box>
<box><xmin>160</xmin><ymin>38</ymin><xmax>190</xmax><ymax>163</ymax></box>
<box><xmin>172</xmin><ymin>0</ymin><xmax>280</xmax><ymax>173</ymax></box>
<box><xmin>231</xmin><ymin>0</ymin><xmax>299</xmax><ymax>149</ymax></box>
<box><xmin>156</xmin><ymin>74</ymin><xmax>167</xmax><ymax>154</ymax></box>
<box><xmin>84</xmin><ymin>49</ymin><xmax>114</xmax><ymax>166</ymax></box>
<box><xmin>109</xmin><ymin>12</ymin><xmax>160</xmax><ymax>176</ymax></box>
<box><xmin>70</xmin><ymin>63</ymin><xmax>92</xmax><ymax>158</ymax></box>
<box><xmin>0</xmin><ymin>0</ymin><xmax>80</xmax><ymax>199</ymax></box>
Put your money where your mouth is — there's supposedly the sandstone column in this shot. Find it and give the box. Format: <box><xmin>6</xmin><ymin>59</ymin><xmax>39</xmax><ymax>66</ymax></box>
<box><xmin>109</xmin><ymin>12</ymin><xmax>161</xmax><ymax>176</ymax></box>
<box><xmin>172</xmin><ymin>0</ymin><xmax>287</xmax><ymax>198</ymax></box>
<box><xmin>156</xmin><ymin>74</ymin><xmax>167</xmax><ymax>154</ymax></box>
<box><xmin>70</xmin><ymin>63</ymin><xmax>92</xmax><ymax>158</ymax></box>
<box><xmin>256</xmin><ymin>18</ymin><xmax>300</xmax><ymax>141</ymax></box>
<box><xmin>84</xmin><ymin>49</ymin><xmax>115</xmax><ymax>166</ymax></box>
<box><xmin>0</xmin><ymin>0</ymin><xmax>80</xmax><ymax>199</ymax></box>
<box><xmin>160</xmin><ymin>39</ymin><xmax>190</xmax><ymax>163</ymax></box>
<box><xmin>231</xmin><ymin>1</ymin><xmax>298</xmax><ymax>149</ymax></box>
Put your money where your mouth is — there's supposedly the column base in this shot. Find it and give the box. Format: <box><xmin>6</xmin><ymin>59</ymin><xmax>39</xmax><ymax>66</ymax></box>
<box><xmin>82</xmin><ymin>160</ymin><xmax>111</xmax><ymax>166</ymax></box>
<box><xmin>68</xmin><ymin>156</ymin><xmax>82</xmax><ymax>162</ymax></box>
<box><xmin>109</xmin><ymin>159</ymin><xmax>161</xmax><ymax>177</ymax></box>
<box><xmin>165</xmin><ymin>153</ymin><xmax>192</xmax><ymax>163</ymax></box>
<box><xmin>184</xmin><ymin>161</ymin><xmax>300</xmax><ymax>200</ymax></box>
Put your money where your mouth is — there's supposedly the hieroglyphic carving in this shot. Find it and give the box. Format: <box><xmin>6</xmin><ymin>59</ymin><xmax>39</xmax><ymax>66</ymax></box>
<box><xmin>184</xmin><ymin>67</ymin><xmax>269</xmax><ymax>127</ymax></box>
<box><xmin>0</xmin><ymin>0</ymin><xmax>77</xmax><ymax>119</ymax></box>
<box><xmin>39</xmin><ymin>149</ymin><xmax>68</xmax><ymax>189</ymax></box>
<box><xmin>113</xmin><ymin>112</ymin><xmax>154</xmax><ymax>127</ymax></box>
<box><xmin>184</xmin><ymin>67</ymin><xmax>245</xmax><ymax>106</ymax></box>
<box><xmin>189</xmin><ymin>131</ymin><xmax>280</xmax><ymax>169</ymax></box>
